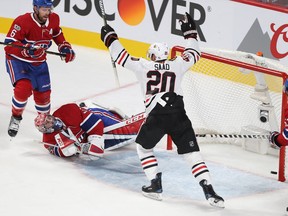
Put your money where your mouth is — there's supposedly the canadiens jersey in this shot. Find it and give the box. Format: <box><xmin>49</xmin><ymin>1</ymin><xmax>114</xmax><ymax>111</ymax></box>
<box><xmin>43</xmin><ymin>103</ymin><xmax>145</xmax><ymax>156</ymax></box>
<box><xmin>4</xmin><ymin>12</ymin><xmax>66</xmax><ymax>63</ymax></box>
<box><xmin>109</xmin><ymin>38</ymin><xmax>201</xmax><ymax>114</ymax></box>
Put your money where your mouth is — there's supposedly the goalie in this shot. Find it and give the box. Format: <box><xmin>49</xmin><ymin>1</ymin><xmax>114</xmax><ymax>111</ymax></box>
<box><xmin>34</xmin><ymin>102</ymin><xmax>145</xmax><ymax>158</ymax></box>
<box><xmin>269</xmin><ymin>79</ymin><xmax>288</xmax><ymax>148</ymax></box>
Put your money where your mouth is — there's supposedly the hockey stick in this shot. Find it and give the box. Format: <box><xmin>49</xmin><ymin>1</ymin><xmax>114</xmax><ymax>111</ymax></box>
<box><xmin>103</xmin><ymin>112</ymin><xmax>146</xmax><ymax>133</ymax></box>
<box><xmin>99</xmin><ymin>0</ymin><xmax>120</xmax><ymax>87</ymax></box>
<box><xmin>91</xmin><ymin>102</ymin><xmax>130</xmax><ymax>119</ymax></box>
<box><xmin>0</xmin><ymin>41</ymin><xmax>65</xmax><ymax>57</ymax></box>
<box><xmin>195</xmin><ymin>133</ymin><xmax>270</xmax><ymax>139</ymax></box>
<box><xmin>91</xmin><ymin>101</ymin><xmax>109</xmax><ymax>110</ymax></box>
<box><xmin>78</xmin><ymin>101</ymin><xmax>109</xmax><ymax>110</ymax></box>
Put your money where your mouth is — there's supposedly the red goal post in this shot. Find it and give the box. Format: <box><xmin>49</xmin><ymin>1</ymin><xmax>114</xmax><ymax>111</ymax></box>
<box><xmin>168</xmin><ymin>45</ymin><xmax>288</xmax><ymax>182</ymax></box>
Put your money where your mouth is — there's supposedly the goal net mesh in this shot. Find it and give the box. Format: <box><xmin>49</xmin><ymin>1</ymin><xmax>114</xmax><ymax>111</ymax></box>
<box><xmin>170</xmin><ymin>46</ymin><xmax>288</xmax><ymax>181</ymax></box>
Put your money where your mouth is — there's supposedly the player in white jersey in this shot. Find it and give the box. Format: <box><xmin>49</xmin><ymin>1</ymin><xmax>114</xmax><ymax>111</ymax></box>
<box><xmin>100</xmin><ymin>13</ymin><xmax>224</xmax><ymax>208</ymax></box>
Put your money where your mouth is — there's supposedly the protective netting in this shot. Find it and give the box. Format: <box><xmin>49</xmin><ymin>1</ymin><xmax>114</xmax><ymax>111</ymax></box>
<box><xmin>182</xmin><ymin>57</ymin><xmax>283</xmax><ymax>134</ymax></box>
<box><xmin>170</xmin><ymin>46</ymin><xmax>288</xmax><ymax>181</ymax></box>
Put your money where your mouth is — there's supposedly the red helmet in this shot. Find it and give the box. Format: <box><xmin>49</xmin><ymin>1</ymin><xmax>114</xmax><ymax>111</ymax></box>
<box><xmin>34</xmin><ymin>113</ymin><xmax>63</xmax><ymax>133</ymax></box>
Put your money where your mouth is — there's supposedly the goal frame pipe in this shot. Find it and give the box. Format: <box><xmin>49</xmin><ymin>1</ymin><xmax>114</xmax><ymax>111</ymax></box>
<box><xmin>168</xmin><ymin>46</ymin><xmax>288</xmax><ymax>182</ymax></box>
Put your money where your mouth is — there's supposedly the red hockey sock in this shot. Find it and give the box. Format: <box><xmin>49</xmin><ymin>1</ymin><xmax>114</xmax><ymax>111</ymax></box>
<box><xmin>12</xmin><ymin>79</ymin><xmax>33</xmax><ymax>117</ymax></box>
<box><xmin>33</xmin><ymin>90</ymin><xmax>51</xmax><ymax>114</ymax></box>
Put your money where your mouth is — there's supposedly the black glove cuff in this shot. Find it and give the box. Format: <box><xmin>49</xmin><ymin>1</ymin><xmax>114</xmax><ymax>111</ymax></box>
<box><xmin>104</xmin><ymin>32</ymin><xmax>118</xmax><ymax>47</ymax></box>
<box><xmin>184</xmin><ymin>33</ymin><xmax>198</xmax><ymax>40</ymax></box>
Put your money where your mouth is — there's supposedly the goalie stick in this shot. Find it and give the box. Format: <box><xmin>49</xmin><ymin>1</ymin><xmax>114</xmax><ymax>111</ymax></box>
<box><xmin>78</xmin><ymin>101</ymin><xmax>145</xmax><ymax>132</ymax></box>
<box><xmin>103</xmin><ymin>112</ymin><xmax>146</xmax><ymax>133</ymax></box>
<box><xmin>99</xmin><ymin>0</ymin><xmax>120</xmax><ymax>87</ymax></box>
<box><xmin>91</xmin><ymin>101</ymin><xmax>109</xmax><ymax>110</ymax></box>
<box><xmin>0</xmin><ymin>41</ymin><xmax>65</xmax><ymax>57</ymax></box>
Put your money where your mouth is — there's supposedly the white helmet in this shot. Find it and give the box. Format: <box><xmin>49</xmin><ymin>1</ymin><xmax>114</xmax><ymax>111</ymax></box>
<box><xmin>147</xmin><ymin>42</ymin><xmax>169</xmax><ymax>61</ymax></box>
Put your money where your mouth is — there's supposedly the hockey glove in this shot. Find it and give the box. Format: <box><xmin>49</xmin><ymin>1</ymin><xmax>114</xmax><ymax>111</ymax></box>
<box><xmin>269</xmin><ymin>131</ymin><xmax>281</xmax><ymax>148</ymax></box>
<box><xmin>58</xmin><ymin>42</ymin><xmax>75</xmax><ymax>63</ymax></box>
<box><xmin>179</xmin><ymin>12</ymin><xmax>197</xmax><ymax>40</ymax></box>
<box><xmin>54</xmin><ymin>131</ymin><xmax>79</xmax><ymax>157</ymax></box>
<box><xmin>85</xmin><ymin>135</ymin><xmax>104</xmax><ymax>157</ymax></box>
<box><xmin>101</xmin><ymin>24</ymin><xmax>118</xmax><ymax>48</ymax></box>
<box><xmin>21</xmin><ymin>43</ymin><xmax>45</xmax><ymax>59</ymax></box>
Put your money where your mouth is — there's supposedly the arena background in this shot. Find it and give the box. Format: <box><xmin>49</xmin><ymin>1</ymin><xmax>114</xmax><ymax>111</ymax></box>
<box><xmin>0</xmin><ymin>0</ymin><xmax>287</xmax><ymax>66</ymax></box>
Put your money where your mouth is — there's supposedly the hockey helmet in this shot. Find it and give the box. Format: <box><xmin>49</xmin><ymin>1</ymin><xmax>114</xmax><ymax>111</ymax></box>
<box><xmin>147</xmin><ymin>42</ymin><xmax>169</xmax><ymax>61</ymax></box>
<box><xmin>33</xmin><ymin>0</ymin><xmax>53</xmax><ymax>8</ymax></box>
<box><xmin>34</xmin><ymin>113</ymin><xmax>64</xmax><ymax>133</ymax></box>
<box><xmin>283</xmin><ymin>79</ymin><xmax>288</xmax><ymax>95</ymax></box>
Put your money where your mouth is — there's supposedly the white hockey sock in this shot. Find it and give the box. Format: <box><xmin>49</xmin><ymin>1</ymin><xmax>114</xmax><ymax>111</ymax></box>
<box><xmin>136</xmin><ymin>144</ymin><xmax>158</xmax><ymax>181</ymax></box>
<box><xmin>183</xmin><ymin>151</ymin><xmax>212</xmax><ymax>185</ymax></box>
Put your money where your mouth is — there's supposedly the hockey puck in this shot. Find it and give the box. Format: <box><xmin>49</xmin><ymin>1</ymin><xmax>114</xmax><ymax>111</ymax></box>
<box><xmin>286</xmin><ymin>206</ymin><xmax>288</xmax><ymax>212</ymax></box>
<box><xmin>270</xmin><ymin>171</ymin><xmax>277</xmax><ymax>175</ymax></box>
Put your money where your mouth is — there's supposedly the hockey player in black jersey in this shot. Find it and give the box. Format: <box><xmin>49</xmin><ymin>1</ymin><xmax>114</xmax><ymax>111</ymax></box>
<box><xmin>101</xmin><ymin>12</ymin><xmax>224</xmax><ymax>208</ymax></box>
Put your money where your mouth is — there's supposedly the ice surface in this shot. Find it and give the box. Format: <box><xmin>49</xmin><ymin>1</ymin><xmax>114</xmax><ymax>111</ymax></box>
<box><xmin>0</xmin><ymin>34</ymin><xmax>287</xmax><ymax>216</ymax></box>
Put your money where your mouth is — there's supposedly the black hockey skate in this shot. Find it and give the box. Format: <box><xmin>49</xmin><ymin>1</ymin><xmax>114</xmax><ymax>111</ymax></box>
<box><xmin>200</xmin><ymin>180</ymin><xmax>225</xmax><ymax>208</ymax></box>
<box><xmin>142</xmin><ymin>172</ymin><xmax>163</xmax><ymax>201</ymax></box>
<box><xmin>8</xmin><ymin>115</ymin><xmax>22</xmax><ymax>137</ymax></box>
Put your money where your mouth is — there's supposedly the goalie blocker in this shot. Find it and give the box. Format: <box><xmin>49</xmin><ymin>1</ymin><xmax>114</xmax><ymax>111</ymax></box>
<box><xmin>35</xmin><ymin>103</ymin><xmax>145</xmax><ymax>157</ymax></box>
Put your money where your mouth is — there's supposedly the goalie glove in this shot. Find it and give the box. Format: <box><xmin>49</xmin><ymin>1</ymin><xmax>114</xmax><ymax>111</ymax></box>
<box><xmin>101</xmin><ymin>24</ymin><xmax>118</xmax><ymax>48</ymax></box>
<box><xmin>269</xmin><ymin>131</ymin><xmax>281</xmax><ymax>149</ymax></box>
<box><xmin>179</xmin><ymin>12</ymin><xmax>198</xmax><ymax>40</ymax></box>
<box><xmin>82</xmin><ymin>135</ymin><xmax>105</xmax><ymax>157</ymax></box>
<box><xmin>54</xmin><ymin>131</ymin><xmax>79</xmax><ymax>157</ymax></box>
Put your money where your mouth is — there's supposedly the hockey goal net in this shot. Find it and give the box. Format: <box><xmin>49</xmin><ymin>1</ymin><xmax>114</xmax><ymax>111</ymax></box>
<box><xmin>168</xmin><ymin>46</ymin><xmax>288</xmax><ymax>182</ymax></box>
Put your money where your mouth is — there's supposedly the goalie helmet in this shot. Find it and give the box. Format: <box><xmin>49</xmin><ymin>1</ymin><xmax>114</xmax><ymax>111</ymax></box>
<box><xmin>147</xmin><ymin>42</ymin><xmax>169</xmax><ymax>61</ymax></box>
<box><xmin>283</xmin><ymin>79</ymin><xmax>288</xmax><ymax>95</ymax></box>
<box><xmin>34</xmin><ymin>113</ymin><xmax>64</xmax><ymax>133</ymax></box>
<box><xmin>33</xmin><ymin>0</ymin><xmax>53</xmax><ymax>8</ymax></box>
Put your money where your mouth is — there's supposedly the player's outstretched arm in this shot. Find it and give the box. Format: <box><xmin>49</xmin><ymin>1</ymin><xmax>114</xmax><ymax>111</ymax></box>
<box><xmin>101</xmin><ymin>25</ymin><xmax>119</xmax><ymax>48</ymax></box>
<box><xmin>178</xmin><ymin>12</ymin><xmax>201</xmax><ymax>69</ymax></box>
<box><xmin>100</xmin><ymin>25</ymin><xmax>143</xmax><ymax>71</ymax></box>
<box><xmin>179</xmin><ymin>12</ymin><xmax>198</xmax><ymax>40</ymax></box>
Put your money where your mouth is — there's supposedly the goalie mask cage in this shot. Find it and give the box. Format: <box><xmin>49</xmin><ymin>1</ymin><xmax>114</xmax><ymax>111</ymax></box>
<box><xmin>168</xmin><ymin>46</ymin><xmax>288</xmax><ymax>182</ymax></box>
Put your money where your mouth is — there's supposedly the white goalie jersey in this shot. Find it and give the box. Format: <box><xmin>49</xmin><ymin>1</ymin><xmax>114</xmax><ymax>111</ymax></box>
<box><xmin>109</xmin><ymin>38</ymin><xmax>201</xmax><ymax>114</ymax></box>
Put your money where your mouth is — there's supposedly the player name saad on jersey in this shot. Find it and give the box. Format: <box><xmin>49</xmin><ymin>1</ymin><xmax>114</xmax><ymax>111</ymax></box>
<box><xmin>154</xmin><ymin>63</ymin><xmax>170</xmax><ymax>70</ymax></box>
